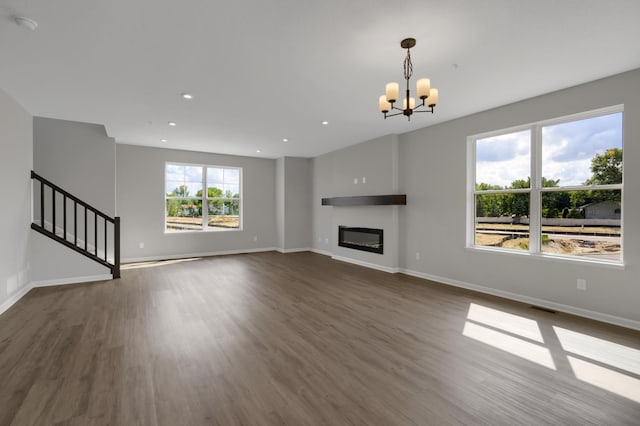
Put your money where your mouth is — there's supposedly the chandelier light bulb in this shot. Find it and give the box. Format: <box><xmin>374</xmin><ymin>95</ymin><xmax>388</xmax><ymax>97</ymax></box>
<box><xmin>402</xmin><ymin>97</ymin><xmax>416</xmax><ymax>110</ymax></box>
<box><xmin>428</xmin><ymin>88</ymin><xmax>439</xmax><ymax>106</ymax></box>
<box><xmin>417</xmin><ymin>78</ymin><xmax>430</xmax><ymax>99</ymax></box>
<box><xmin>385</xmin><ymin>83</ymin><xmax>399</xmax><ymax>103</ymax></box>
<box><xmin>379</xmin><ymin>95</ymin><xmax>390</xmax><ymax>113</ymax></box>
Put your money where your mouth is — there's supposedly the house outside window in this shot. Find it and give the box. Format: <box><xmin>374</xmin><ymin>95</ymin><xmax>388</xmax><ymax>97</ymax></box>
<box><xmin>468</xmin><ymin>106</ymin><xmax>623</xmax><ymax>264</ymax></box>
<box><xmin>165</xmin><ymin>163</ymin><xmax>242</xmax><ymax>232</ymax></box>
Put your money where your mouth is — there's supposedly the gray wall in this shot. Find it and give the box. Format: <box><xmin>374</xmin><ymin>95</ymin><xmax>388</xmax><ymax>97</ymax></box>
<box><xmin>33</xmin><ymin>118</ymin><xmax>115</xmax><ymax>215</ymax></box>
<box><xmin>276</xmin><ymin>157</ymin><xmax>285</xmax><ymax>249</ymax></box>
<box><xmin>0</xmin><ymin>89</ymin><xmax>32</xmax><ymax>311</ymax></box>
<box><xmin>31</xmin><ymin>117</ymin><xmax>116</xmax><ymax>282</ymax></box>
<box><xmin>311</xmin><ymin>154</ymin><xmax>334</xmax><ymax>253</ymax></box>
<box><xmin>282</xmin><ymin>157</ymin><xmax>312</xmax><ymax>251</ymax></box>
<box><xmin>116</xmin><ymin>144</ymin><xmax>277</xmax><ymax>260</ymax></box>
<box><xmin>312</xmin><ymin>69</ymin><xmax>640</xmax><ymax>324</ymax></box>
<box><xmin>312</xmin><ymin>135</ymin><xmax>400</xmax><ymax>270</ymax></box>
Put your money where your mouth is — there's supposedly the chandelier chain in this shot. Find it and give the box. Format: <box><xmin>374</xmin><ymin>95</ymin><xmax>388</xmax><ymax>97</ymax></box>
<box><xmin>403</xmin><ymin>49</ymin><xmax>413</xmax><ymax>81</ymax></box>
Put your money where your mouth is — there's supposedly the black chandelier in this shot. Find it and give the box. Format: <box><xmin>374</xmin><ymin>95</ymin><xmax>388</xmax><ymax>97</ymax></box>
<box><xmin>379</xmin><ymin>38</ymin><xmax>439</xmax><ymax>121</ymax></box>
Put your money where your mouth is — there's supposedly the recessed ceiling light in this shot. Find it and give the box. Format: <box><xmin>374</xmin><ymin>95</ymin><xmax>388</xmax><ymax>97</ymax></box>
<box><xmin>160</xmin><ymin>139</ymin><xmax>168</xmax><ymax>142</ymax></box>
<box><xmin>168</xmin><ymin>121</ymin><xmax>177</xmax><ymax>126</ymax></box>
<box><xmin>256</xmin><ymin>149</ymin><xmax>261</xmax><ymax>153</ymax></box>
<box><xmin>181</xmin><ymin>93</ymin><xmax>193</xmax><ymax>100</ymax></box>
<box><xmin>282</xmin><ymin>138</ymin><xmax>289</xmax><ymax>142</ymax></box>
<box><xmin>321</xmin><ymin>121</ymin><xmax>329</xmax><ymax>125</ymax></box>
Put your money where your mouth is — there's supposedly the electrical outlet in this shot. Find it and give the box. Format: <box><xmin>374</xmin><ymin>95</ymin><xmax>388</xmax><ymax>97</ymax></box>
<box><xmin>139</xmin><ymin>242</ymin><xmax>144</xmax><ymax>249</ymax></box>
<box><xmin>353</xmin><ymin>178</ymin><xmax>358</xmax><ymax>184</ymax></box>
<box><xmin>415</xmin><ymin>252</ymin><xmax>420</xmax><ymax>260</ymax></box>
<box><xmin>362</xmin><ymin>177</ymin><xmax>366</xmax><ymax>183</ymax></box>
<box><xmin>324</xmin><ymin>238</ymin><xmax>329</xmax><ymax>244</ymax></box>
<box><xmin>253</xmin><ymin>235</ymin><xmax>258</xmax><ymax>242</ymax></box>
<box><xmin>577</xmin><ymin>278</ymin><xmax>587</xmax><ymax>290</ymax></box>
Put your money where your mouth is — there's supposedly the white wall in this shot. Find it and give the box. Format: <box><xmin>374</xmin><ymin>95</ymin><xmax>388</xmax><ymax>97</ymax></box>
<box><xmin>0</xmin><ymin>89</ymin><xmax>32</xmax><ymax>312</ymax></box>
<box><xmin>312</xmin><ymin>69</ymin><xmax>640</xmax><ymax>326</ymax></box>
<box><xmin>31</xmin><ymin>117</ymin><xmax>116</xmax><ymax>282</ymax></box>
<box><xmin>116</xmin><ymin>144</ymin><xmax>277</xmax><ymax>261</ymax></box>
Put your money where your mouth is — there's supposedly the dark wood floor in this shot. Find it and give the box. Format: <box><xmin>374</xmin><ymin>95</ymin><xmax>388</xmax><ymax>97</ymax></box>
<box><xmin>0</xmin><ymin>252</ymin><xmax>638</xmax><ymax>425</ymax></box>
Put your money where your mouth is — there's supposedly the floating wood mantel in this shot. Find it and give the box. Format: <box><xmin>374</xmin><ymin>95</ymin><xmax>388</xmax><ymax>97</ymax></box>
<box><xmin>321</xmin><ymin>194</ymin><xmax>407</xmax><ymax>206</ymax></box>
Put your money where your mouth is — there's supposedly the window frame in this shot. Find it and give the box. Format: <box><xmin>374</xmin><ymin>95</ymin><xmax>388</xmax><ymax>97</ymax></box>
<box><xmin>466</xmin><ymin>105</ymin><xmax>624</xmax><ymax>266</ymax></box>
<box><xmin>164</xmin><ymin>161</ymin><xmax>243</xmax><ymax>233</ymax></box>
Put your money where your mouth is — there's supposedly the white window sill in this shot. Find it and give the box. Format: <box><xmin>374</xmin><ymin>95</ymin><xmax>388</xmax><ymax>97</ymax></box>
<box><xmin>465</xmin><ymin>245</ymin><xmax>625</xmax><ymax>270</ymax></box>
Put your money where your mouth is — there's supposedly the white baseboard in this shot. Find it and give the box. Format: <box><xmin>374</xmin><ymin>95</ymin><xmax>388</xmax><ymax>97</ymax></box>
<box><xmin>31</xmin><ymin>274</ymin><xmax>113</xmax><ymax>288</ymax></box>
<box><xmin>400</xmin><ymin>268</ymin><xmax>640</xmax><ymax>331</ymax></box>
<box><xmin>331</xmin><ymin>255</ymin><xmax>400</xmax><ymax>274</ymax></box>
<box><xmin>0</xmin><ymin>284</ymin><xmax>33</xmax><ymax>316</ymax></box>
<box><xmin>122</xmin><ymin>247</ymin><xmax>278</xmax><ymax>263</ymax></box>
<box><xmin>275</xmin><ymin>247</ymin><xmax>311</xmax><ymax>254</ymax></box>
<box><xmin>310</xmin><ymin>248</ymin><xmax>332</xmax><ymax>257</ymax></box>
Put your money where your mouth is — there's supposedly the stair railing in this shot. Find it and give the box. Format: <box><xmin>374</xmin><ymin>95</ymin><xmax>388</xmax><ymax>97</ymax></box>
<box><xmin>30</xmin><ymin>171</ymin><xmax>120</xmax><ymax>279</ymax></box>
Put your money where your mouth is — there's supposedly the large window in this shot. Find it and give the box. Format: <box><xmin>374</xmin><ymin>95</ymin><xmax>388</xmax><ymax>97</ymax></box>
<box><xmin>165</xmin><ymin>163</ymin><xmax>241</xmax><ymax>232</ymax></box>
<box><xmin>468</xmin><ymin>106</ymin><xmax>623</xmax><ymax>263</ymax></box>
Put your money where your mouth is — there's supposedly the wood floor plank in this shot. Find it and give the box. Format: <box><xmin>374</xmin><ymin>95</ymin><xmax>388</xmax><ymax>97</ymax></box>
<box><xmin>1</xmin><ymin>251</ymin><xmax>639</xmax><ymax>425</ymax></box>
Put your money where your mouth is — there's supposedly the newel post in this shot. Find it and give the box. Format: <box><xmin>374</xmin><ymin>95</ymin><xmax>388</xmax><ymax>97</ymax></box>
<box><xmin>113</xmin><ymin>216</ymin><xmax>121</xmax><ymax>279</ymax></box>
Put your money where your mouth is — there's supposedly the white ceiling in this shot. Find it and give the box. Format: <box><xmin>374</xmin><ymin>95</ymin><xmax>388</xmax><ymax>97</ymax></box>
<box><xmin>1</xmin><ymin>1</ymin><xmax>639</xmax><ymax>158</ymax></box>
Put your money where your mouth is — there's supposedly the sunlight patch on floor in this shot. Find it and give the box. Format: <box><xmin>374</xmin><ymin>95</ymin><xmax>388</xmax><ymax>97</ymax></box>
<box><xmin>568</xmin><ymin>356</ymin><xmax>640</xmax><ymax>403</ymax></box>
<box><xmin>462</xmin><ymin>321</ymin><xmax>556</xmax><ymax>369</ymax></box>
<box><xmin>121</xmin><ymin>257</ymin><xmax>202</xmax><ymax>270</ymax></box>
<box><xmin>553</xmin><ymin>326</ymin><xmax>640</xmax><ymax>376</ymax></box>
<box><xmin>463</xmin><ymin>303</ymin><xmax>640</xmax><ymax>402</ymax></box>
<box><xmin>467</xmin><ymin>303</ymin><xmax>544</xmax><ymax>343</ymax></box>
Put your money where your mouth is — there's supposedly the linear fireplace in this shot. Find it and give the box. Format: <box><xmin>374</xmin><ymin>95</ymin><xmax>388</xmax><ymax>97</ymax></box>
<box><xmin>338</xmin><ymin>226</ymin><xmax>384</xmax><ymax>254</ymax></box>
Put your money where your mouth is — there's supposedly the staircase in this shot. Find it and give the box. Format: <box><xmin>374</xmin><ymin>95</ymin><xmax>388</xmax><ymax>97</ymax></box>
<box><xmin>30</xmin><ymin>171</ymin><xmax>120</xmax><ymax>279</ymax></box>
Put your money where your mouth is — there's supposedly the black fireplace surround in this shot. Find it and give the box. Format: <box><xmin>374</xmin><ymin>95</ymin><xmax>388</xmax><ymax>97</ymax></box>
<box><xmin>338</xmin><ymin>226</ymin><xmax>384</xmax><ymax>254</ymax></box>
